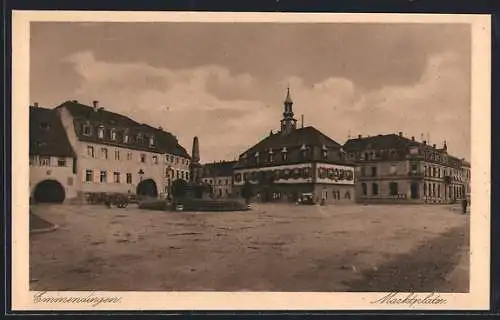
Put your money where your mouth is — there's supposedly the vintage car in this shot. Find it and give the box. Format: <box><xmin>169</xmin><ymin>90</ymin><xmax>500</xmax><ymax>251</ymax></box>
<box><xmin>104</xmin><ymin>193</ymin><xmax>129</xmax><ymax>208</ymax></box>
<box><xmin>298</xmin><ymin>193</ymin><xmax>315</xmax><ymax>205</ymax></box>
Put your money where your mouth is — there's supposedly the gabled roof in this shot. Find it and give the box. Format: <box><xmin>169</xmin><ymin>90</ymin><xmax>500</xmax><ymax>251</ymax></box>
<box><xmin>241</xmin><ymin>126</ymin><xmax>342</xmax><ymax>157</ymax></box>
<box><xmin>30</xmin><ymin>106</ymin><xmax>75</xmax><ymax>157</ymax></box>
<box><xmin>201</xmin><ymin>160</ymin><xmax>238</xmax><ymax>177</ymax></box>
<box><xmin>56</xmin><ymin>100</ymin><xmax>190</xmax><ymax>158</ymax></box>
<box><xmin>57</xmin><ymin>100</ymin><xmax>139</xmax><ymax>127</ymax></box>
<box><xmin>343</xmin><ymin>134</ymin><xmax>420</xmax><ymax>152</ymax></box>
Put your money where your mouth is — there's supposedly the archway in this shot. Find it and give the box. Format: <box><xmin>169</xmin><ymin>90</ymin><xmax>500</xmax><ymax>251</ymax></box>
<box><xmin>136</xmin><ymin>179</ymin><xmax>158</xmax><ymax>198</ymax></box>
<box><xmin>33</xmin><ymin>179</ymin><xmax>65</xmax><ymax>203</ymax></box>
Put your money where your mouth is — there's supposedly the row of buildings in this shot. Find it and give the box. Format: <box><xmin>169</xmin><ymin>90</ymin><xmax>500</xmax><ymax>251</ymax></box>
<box><xmin>30</xmin><ymin>100</ymin><xmax>191</xmax><ymax>204</ymax></box>
<box><xmin>188</xmin><ymin>88</ymin><xmax>471</xmax><ymax>205</ymax></box>
<box><xmin>29</xmin><ymin>90</ymin><xmax>470</xmax><ymax>205</ymax></box>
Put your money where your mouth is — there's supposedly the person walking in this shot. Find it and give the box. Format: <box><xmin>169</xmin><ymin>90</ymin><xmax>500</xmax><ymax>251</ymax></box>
<box><xmin>461</xmin><ymin>197</ymin><xmax>468</xmax><ymax>214</ymax></box>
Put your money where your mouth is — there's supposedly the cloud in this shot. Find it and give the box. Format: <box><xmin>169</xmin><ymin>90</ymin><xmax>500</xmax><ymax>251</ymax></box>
<box><xmin>65</xmin><ymin>50</ymin><xmax>470</xmax><ymax>162</ymax></box>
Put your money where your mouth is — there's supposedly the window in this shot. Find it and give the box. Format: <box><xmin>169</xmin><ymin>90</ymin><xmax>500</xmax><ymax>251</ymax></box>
<box><xmin>389</xmin><ymin>182</ymin><xmax>398</xmax><ymax>196</ymax></box>
<box><xmin>39</xmin><ymin>156</ymin><xmax>50</xmax><ymax>166</ymax></box>
<box><xmin>165</xmin><ymin>155</ymin><xmax>169</xmax><ymax>162</ymax></box>
<box><xmin>186</xmin><ymin>172</ymin><xmax>189</xmax><ymax>181</ymax></box>
<box><xmin>87</xmin><ymin>146</ymin><xmax>94</xmax><ymax>158</ymax></box>
<box><xmin>282</xmin><ymin>151</ymin><xmax>288</xmax><ymax>161</ymax></box>
<box><xmin>101</xmin><ymin>148</ymin><xmax>108</xmax><ymax>159</ymax></box>
<box><xmin>97</xmin><ymin>126</ymin><xmax>104</xmax><ymax>139</ymax></box>
<box><xmin>149</xmin><ymin>136</ymin><xmax>155</xmax><ymax>146</ymax></box>
<box><xmin>126</xmin><ymin>173</ymin><xmax>132</xmax><ymax>184</ymax></box>
<box><xmin>137</xmin><ymin>133</ymin><xmax>144</xmax><ymax>144</ymax></box>
<box><xmin>111</xmin><ymin>129</ymin><xmax>117</xmax><ymax>141</ymax></box>
<box><xmin>182</xmin><ymin>159</ymin><xmax>185</xmax><ymax>165</ymax></box>
<box><xmin>57</xmin><ymin>157</ymin><xmax>66</xmax><ymax>167</ymax></box>
<box><xmin>100</xmin><ymin>171</ymin><xmax>107</xmax><ymax>183</ymax></box>
<box><xmin>361</xmin><ymin>183</ymin><xmax>367</xmax><ymax>196</ymax></box>
<box><xmin>372</xmin><ymin>183</ymin><xmax>379</xmax><ymax>196</ymax></box>
<box><xmin>322</xmin><ymin>150</ymin><xmax>328</xmax><ymax>160</ymax></box>
<box><xmin>127</xmin><ymin>152</ymin><xmax>132</xmax><ymax>160</ymax></box>
<box><xmin>152</xmin><ymin>155</ymin><xmax>158</xmax><ymax>164</ymax></box>
<box><xmin>85</xmin><ymin>170</ymin><xmax>93</xmax><ymax>182</ymax></box>
<box><xmin>124</xmin><ymin>134</ymin><xmax>129</xmax><ymax>144</ymax></box>
<box><xmin>437</xmin><ymin>184</ymin><xmax>441</xmax><ymax>197</ymax></box>
<box><xmin>83</xmin><ymin>124</ymin><xmax>91</xmax><ymax>136</ymax></box>
<box><xmin>114</xmin><ymin>150</ymin><xmax>120</xmax><ymax>161</ymax></box>
<box><xmin>371</xmin><ymin>167</ymin><xmax>377</xmax><ymax>177</ymax></box>
<box><xmin>269</xmin><ymin>152</ymin><xmax>274</xmax><ymax>163</ymax></box>
<box><xmin>113</xmin><ymin>172</ymin><xmax>120</xmax><ymax>183</ymax></box>
<box><xmin>225</xmin><ymin>179</ymin><xmax>228</xmax><ymax>185</ymax></box>
<box><xmin>424</xmin><ymin>183</ymin><xmax>427</xmax><ymax>196</ymax></box>
<box><xmin>181</xmin><ymin>171</ymin><xmax>185</xmax><ymax>180</ymax></box>
<box><xmin>176</xmin><ymin>170</ymin><xmax>180</xmax><ymax>179</ymax></box>
<box><xmin>175</xmin><ymin>157</ymin><xmax>179</xmax><ymax>164</ymax></box>
<box><xmin>360</xmin><ymin>166</ymin><xmax>366</xmax><ymax>177</ymax></box>
<box><xmin>140</xmin><ymin>154</ymin><xmax>146</xmax><ymax>163</ymax></box>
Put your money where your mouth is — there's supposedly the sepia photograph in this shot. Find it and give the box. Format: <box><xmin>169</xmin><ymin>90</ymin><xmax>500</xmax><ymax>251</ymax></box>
<box><xmin>11</xmin><ymin>11</ymin><xmax>491</xmax><ymax>310</ymax></box>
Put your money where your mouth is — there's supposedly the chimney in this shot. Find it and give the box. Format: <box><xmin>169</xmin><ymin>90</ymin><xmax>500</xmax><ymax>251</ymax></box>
<box><xmin>33</xmin><ymin>102</ymin><xmax>39</xmax><ymax>108</ymax></box>
<box><xmin>433</xmin><ymin>144</ymin><xmax>436</xmax><ymax>149</ymax></box>
<box><xmin>423</xmin><ymin>140</ymin><xmax>427</xmax><ymax>145</ymax></box>
<box><xmin>411</xmin><ymin>136</ymin><xmax>415</xmax><ymax>141</ymax></box>
<box><xmin>358</xmin><ymin>134</ymin><xmax>362</xmax><ymax>139</ymax></box>
<box><xmin>398</xmin><ymin>131</ymin><xmax>403</xmax><ymax>137</ymax></box>
<box><xmin>301</xmin><ymin>115</ymin><xmax>304</xmax><ymax>128</ymax></box>
<box><xmin>92</xmin><ymin>100</ymin><xmax>99</xmax><ymax>109</ymax></box>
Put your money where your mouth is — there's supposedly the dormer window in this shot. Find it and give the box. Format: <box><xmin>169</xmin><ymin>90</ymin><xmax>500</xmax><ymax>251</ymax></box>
<box><xmin>255</xmin><ymin>152</ymin><xmax>260</xmax><ymax>165</ymax></box>
<box><xmin>137</xmin><ymin>133</ymin><xmax>144</xmax><ymax>144</ymax></box>
<box><xmin>268</xmin><ymin>148</ymin><xmax>274</xmax><ymax>163</ymax></box>
<box><xmin>110</xmin><ymin>129</ymin><xmax>117</xmax><ymax>141</ymax></box>
<box><xmin>82</xmin><ymin>124</ymin><xmax>92</xmax><ymax>136</ymax></box>
<box><xmin>281</xmin><ymin>147</ymin><xmax>288</xmax><ymax>161</ymax></box>
<box><xmin>123</xmin><ymin>132</ymin><xmax>129</xmax><ymax>143</ymax></box>
<box><xmin>322</xmin><ymin>145</ymin><xmax>328</xmax><ymax>160</ymax></box>
<box><xmin>97</xmin><ymin>126</ymin><xmax>104</xmax><ymax>139</ymax></box>
<box><xmin>300</xmin><ymin>144</ymin><xmax>308</xmax><ymax>161</ymax></box>
<box><xmin>149</xmin><ymin>135</ymin><xmax>155</xmax><ymax>147</ymax></box>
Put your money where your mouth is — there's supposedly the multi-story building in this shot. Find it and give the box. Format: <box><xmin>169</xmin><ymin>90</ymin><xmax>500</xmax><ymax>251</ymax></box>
<box><xmin>29</xmin><ymin>104</ymin><xmax>78</xmax><ymax>203</ymax></box>
<box><xmin>343</xmin><ymin>133</ymin><xmax>470</xmax><ymax>204</ymax></box>
<box><xmin>232</xmin><ymin>89</ymin><xmax>356</xmax><ymax>204</ymax></box>
<box><xmin>199</xmin><ymin>161</ymin><xmax>237</xmax><ymax>198</ymax></box>
<box><xmin>54</xmin><ymin>100</ymin><xmax>190</xmax><ymax>201</ymax></box>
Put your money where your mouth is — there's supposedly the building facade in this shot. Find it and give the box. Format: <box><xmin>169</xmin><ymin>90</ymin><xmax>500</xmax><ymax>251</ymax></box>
<box><xmin>54</xmin><ymin>100</ymin><xmax>190</xmax><ymax>201</ymax></box>
<box><xmin>29</xmin><ymin>105</ymin><xmax>78</xmax><ymax>203</ymax></box>
<box><xmin>233</xmin><ymin>89</ymin><xmax>356</xmax><ymax>204</ymax></box>
<box><xmin>199</xmin><ymin>161</ymin><xmax>237</xmax><ymax>198</ymax></box>
<box><xmin>343</xmin><ymin>133</ymin><xmax>470</xmax><ymax>204</ymax></box>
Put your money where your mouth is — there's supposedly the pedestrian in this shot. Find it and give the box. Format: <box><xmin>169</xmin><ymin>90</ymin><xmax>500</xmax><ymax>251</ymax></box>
<box><xmin>461</xmin><ymin>197</ymin><xmax>468</xmax><ymax>214</ymax></box>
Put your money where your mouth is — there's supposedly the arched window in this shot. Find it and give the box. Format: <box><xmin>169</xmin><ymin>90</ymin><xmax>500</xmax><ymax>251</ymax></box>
<box><xmin>372</xmin><ymin>183</ymin><xmax>379</xmax><ymax>196</ymax></box>
<box><xmin>97</xmin><ymin>126</ymin><xmax>104</xmax><ymax>139</ymax></box>
<box><xmin>361</xmin><ymin>183</ymin><xmax>367</xmax><ymax>196</ymax></box>
<box><xmin>424</xmin><ymin>183</ymin><xmax>427</xmax><ymax>196</ymax></box>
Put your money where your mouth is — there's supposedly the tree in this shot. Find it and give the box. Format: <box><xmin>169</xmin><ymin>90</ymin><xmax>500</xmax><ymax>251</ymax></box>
<box><xmin>241</xmin><ymin>181</ymin><xmax>254</xmax><ymax>205</ymax></box>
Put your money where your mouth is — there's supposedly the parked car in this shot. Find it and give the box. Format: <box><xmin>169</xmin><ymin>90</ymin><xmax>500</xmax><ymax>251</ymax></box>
<box><xmin>299</xmin><ymin>193</ymin><xmax>315</xmax><ymax>205</ymax></box>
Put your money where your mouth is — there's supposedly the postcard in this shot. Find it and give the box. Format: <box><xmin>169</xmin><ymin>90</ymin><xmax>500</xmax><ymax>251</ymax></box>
<box><xmin>11</xmin><ymin>10</ymin><xmax>491</xmax><ymax>310</ymax></box>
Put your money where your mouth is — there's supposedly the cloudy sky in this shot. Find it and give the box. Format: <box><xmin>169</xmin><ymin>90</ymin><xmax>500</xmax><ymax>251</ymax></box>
<box><xmin>30</xmin><ymin>22</ymin><xmax>471</xmax><ymax>162</ymax></box>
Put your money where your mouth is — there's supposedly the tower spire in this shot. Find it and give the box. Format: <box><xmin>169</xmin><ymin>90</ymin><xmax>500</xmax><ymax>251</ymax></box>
<box><xmin>280</xmin><ymin>87</ymin><xmax>297</xmax><ymax>135</ymax></box>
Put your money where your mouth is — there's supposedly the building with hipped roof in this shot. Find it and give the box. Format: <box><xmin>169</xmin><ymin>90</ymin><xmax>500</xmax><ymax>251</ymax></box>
<box><xmin>29</xmin><ymin>104</ymin><xmax>78</xmax><ymax>203</ymax></box>
<box><xmin>343</xmin><ymin>132</ymin><xmax>470</xmax><ymax>204</ymax></box>
<box><xmin>232</xmin><ymin>88</ymin><xmax>356</xmax><ymax>204</ymax></box>
<box><xmin>53</xmin><ymin>100</ymin><xmax>191</xmax><ymax>202</ymax></box>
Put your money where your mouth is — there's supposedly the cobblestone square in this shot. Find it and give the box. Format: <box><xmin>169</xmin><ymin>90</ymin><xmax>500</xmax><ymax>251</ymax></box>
<box><xmin>30</xmin><ymin>203</ymin><xmax>469</xmax><ymax>292</ymax></box>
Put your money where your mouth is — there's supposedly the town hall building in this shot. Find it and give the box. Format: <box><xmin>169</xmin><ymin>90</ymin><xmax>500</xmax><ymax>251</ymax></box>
<box><xmin>232</xmin><ymin>89</ymin><xmax>356</xmax><ymax>204</ymax></box>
